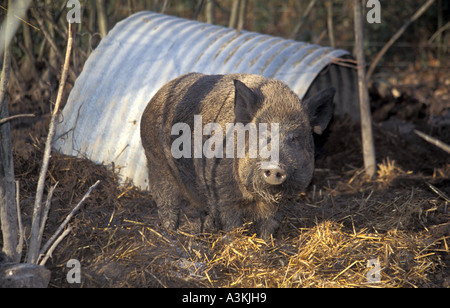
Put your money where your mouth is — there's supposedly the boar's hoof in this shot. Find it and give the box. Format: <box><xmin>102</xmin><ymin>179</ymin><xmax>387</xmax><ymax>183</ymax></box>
<box><xmin>262</xmin><ymin>166</ymin><xmax>287</xmax><ymax>185</ymax></box>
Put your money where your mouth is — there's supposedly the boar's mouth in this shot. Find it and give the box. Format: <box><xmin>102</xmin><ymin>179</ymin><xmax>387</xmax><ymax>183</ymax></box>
<box><xmin>251</xmin><ymin>175</ymin><xmax>299</xmax><ymax>205</ymax></box>
<box><xmin>240</xmin><ymin>162</ymin><xmax>306</xmax><ymax>204</ymax></box>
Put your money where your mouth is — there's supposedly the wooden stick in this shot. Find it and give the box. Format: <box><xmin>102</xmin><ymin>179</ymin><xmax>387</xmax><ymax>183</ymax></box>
<box><xmin>0</xmin><ymin>113</ymin><xmax>35</xmax><ymax>125</ymax></box>
<box><xmin>426</xmin><ymin>183</ymin><xmax>450</xmax><ymax>203</ymax></box>
<box><xmin>193</xmin><ymin>0</ymin><xmax>204</xmax><ymax>20</ymax></box>
<box><xmin>428</xmin><ymin>20</ymin><xmax>450</xmax><ymax>44</ymax></box>
<box><xmin>38</xmin><ymin>180</ymin><xmax>100</xmax><ymax>263</ymax></box>
<box><xmin>161</xmin><ymin>0</ymin><xmax>170</xmax><ymax>13</ymax></box>
<box><xmin>28</xmin><ymin>23</ymin><xmax>74</xmax><ymax>264</ymax></box>
<box><xmin>37</xmin><ymin>182</ymin><xmax>58</xmax><ymax>251</ymax></box>
<box><xmin>326</xmin><ymin>0</ymin><xmax>335</xmax><ymax>48</ymax></box>
<box><xmin>39</xmin><ymin>226</ymin><xmax>72</xmax><ymax>266</ymax></box>
<box><xmin>353</xmin><ymin>0</ymin><xmax>376</xmax><ymax>177</ymax></box>
<box><xmin>206</xmin><ymin>0</ymin><xmax>215</xmax><ymax>24</ymax></box>
<box><xmin>414</xmin><ymin>130</ymin><xmax>450</xmax><ymax>154</ymax></box>
<box><xmin>15</xmin><ymin>181</ymin><xmax>24</xmax><ymax>260</ymax></box>
<box><xmin>95</xmin><ymin>0</ymin><xmax>109</xmax><ymax>38</ymax></box>
<box><xmin>0</xmin><ymin>0</ymin><xmax>19</xmax><ymax>263</ymax></box>
<box><xmin>228</xmin><ymin>0</ymin><xmax>240</xmax><ymax>28</ymax></box>
<box><xmin>237</xmin><ymin>0</ymin><xmax>248</xmax><ymax>31</ymax></box>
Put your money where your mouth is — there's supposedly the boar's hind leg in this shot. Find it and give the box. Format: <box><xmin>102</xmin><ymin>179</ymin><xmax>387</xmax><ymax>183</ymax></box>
<box><xmin>148</xmin><ymin>173</ymin><xmax>183</xmax><ymax>230</ymax></box>
<box><xmin>156</xmin><ymin>194</ymin><xmax>183</xmax><ymax>230</ymax></box>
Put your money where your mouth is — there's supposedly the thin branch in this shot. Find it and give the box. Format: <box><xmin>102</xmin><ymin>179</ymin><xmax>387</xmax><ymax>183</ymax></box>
<box><xmin>414</xmin><ymin>130</ymin><xmax>450</xmax><ymax>154</ymax></box>
<box><xmin>28</xmin><ymin>23</ymin><xmax>74</xmax><ymax>264</ymax></box>
<box><xmin>428</xmin><ymin>20</ymin><xmax>450</xmax><ymax>44</ymax></box>
<box><xmin>39</xmin><ymin>226</ymin><xmax>72</xmax><ymax>266</ymax></box>
<box><xmin>193</xmin><ymin>0</ymin><xmax>204</xmax><ymax>20</ymax></box>
<box><xmin>30</xmin><ymin>8</ymin><xmax>77</xmax><ymax>82</ymax></box>
<box><xmin>366</xmin><ymin>0</ymin><xmax>436</xmax><ymax>81</ymax></box>
<box><xmin>326</xmin><ymin>0</ymin><xmax>335</xmax><ymax>48</ymax></box>
<box><xmin>237</xmin><ymin>0</ymin><xmax>247</xmax><ymax>31</ymax></box>
<box><xmin>15</xmin><ymin>181</ymin><xmax>24</xmax><ymax>260</ymax></box>
<box><xmin>328</xmin><ymin>56</ymin><xmax>360</xmax><ymax>69</ymax></box>
<box><xmin>0</xmin><ymin>114</ymin><xmax>35</xmax><ymax>125</ymax></box>
<box><xmin>426</xmin><ymin>183</ymin><xmax>450</xmax><ymax>203</ymax></box>
<box><xmin>229</xmin><ymin>0</ymin><xmax>240</xmax><ymax>28</ymax></box>
<box><xmin>290</xmin><ymin>0</ymin><xmax>319</xmax><ymax>40</ymax></box>
<box><xmin>95</xmin><ymin>0</ymin><xmax>109</xmax><ymax>38</ymax></box>
<box><xmin>37</xmin><ymin>182</ymin><xmax>58</xmax><ymax>251</ymax></box>
<box><xmin>161</xmin><ymin>0</ymin><xmax>170</xmax><ymax>13</ymax></box>
<box><xmin>206</xmin><ymin>0</ymin><xmax>215</xmax><ymax>24</ymax></box>
<box><xmin>38</xmin><ymin>180</ymin><xmax>100</xmax><ymax>263</ymax></box>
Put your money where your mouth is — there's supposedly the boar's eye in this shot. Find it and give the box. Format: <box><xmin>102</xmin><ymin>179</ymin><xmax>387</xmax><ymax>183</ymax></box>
<box><xmin>288</xmin><ymin>131</ymin><xmax>301</xmax><ymax>143</ymax></box>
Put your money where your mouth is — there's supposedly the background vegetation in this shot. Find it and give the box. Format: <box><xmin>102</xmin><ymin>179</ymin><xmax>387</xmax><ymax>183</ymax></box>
<box><xmin>3</xmin><ymin>0</ymin><xmax>449</xmax><ymax>118</ymax></box>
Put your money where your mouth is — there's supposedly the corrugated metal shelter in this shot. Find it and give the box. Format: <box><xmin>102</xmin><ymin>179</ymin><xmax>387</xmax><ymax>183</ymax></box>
<box><xmin>54</xmin><ymin>11</ymin><xmax>358</xmax><ymax>190</ymax></box>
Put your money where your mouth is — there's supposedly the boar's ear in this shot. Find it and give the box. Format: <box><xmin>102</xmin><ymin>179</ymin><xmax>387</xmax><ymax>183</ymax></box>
<box><xmin>304</xmin><ymin>87</ymin><xmax>335</xmax><ymax>135</ymax></box>
<box><xmin>233</xmin><ymin>79</ymin><xmax>259</xmax><ymax>123</ymax></box>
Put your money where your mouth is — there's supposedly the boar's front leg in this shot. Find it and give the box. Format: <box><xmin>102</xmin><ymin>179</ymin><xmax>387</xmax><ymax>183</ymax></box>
<box><xmin>200</xmin><ymin>206</ymin><xmax>220</xmax><ymax>233</ymax></box>
<box><xmin>255</xmin><ymin>211</ymin><xmax>283</xmax><ymax>240</ymax></box>
<box><xmin>217</xmin><ymin>201</ymin><xmax>244</xmax><ymax>232</ymax></box>
<box><xmin>153</xmin><ymin>189</ymin><xmax>184</xmax><ymax>230</ymax></box>
<box><xmin>148</xmin><ymin>166</ymin><xmax>186</xmax><ymax>230</ymax></box>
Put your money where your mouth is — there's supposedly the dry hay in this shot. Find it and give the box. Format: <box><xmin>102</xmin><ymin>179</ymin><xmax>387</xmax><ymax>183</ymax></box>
<box><xmin>6</xmin><ymin>118</ymin><xmax>450</xmax><ymax>288</ymax></box>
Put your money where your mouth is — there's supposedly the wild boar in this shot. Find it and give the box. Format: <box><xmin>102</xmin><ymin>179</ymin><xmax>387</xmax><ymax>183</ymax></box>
<box><xmin>140</xmin><ymin>73</ymin><xmax>335</xmax><ymax>239</ymax></box>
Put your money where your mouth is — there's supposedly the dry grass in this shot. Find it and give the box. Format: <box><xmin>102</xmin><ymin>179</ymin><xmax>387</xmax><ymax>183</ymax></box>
<box><xmin>56</xmin><ymin>204</ymin><xmax>446</xmax><ymax>288</ymax></box>
<box><xmin>8</xmin><ymin>119</ymin><xmax>450</xmax><ymax>288</ymax></box>
<box><xmin>47</xmin><ymin>158</ymin><xmax>448</xmax><ymax>288</ymax></box>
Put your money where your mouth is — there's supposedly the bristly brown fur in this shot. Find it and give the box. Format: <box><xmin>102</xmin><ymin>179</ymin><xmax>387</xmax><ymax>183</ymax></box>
<box><xmin>140</xmin><ymin>73</ymin><xmax>334</xmax><ymax>238</ymax></box>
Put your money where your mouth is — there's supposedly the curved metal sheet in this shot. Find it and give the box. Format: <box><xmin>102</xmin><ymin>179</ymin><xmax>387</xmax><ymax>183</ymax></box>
<box><xmin>54</xmin><ymin>11</ymin><xmax>358</xmax><ymax>190</ymax></box>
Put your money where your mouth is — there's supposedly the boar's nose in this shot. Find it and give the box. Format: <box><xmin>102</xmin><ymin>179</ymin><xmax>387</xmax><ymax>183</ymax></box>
<box><xmin>262</xmin><ymin>166</ymin><xmax>287</xmax><ymax>185</ymax></box>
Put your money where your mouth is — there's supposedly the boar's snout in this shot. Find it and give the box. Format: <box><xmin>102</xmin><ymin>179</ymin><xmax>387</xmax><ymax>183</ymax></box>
<box><xmin>262</xmin><ymin>164</ymin><xmax>287</xmax><ymax>185</ymax></box>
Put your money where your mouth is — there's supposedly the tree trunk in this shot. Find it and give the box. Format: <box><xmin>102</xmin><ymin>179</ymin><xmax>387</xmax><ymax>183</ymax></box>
<box><xmin>206</xmin><ymin>0</ymin><xmax>215</xmax><ymax>24</ymax></box>
<box><xmin>19</xmin><ymin>16</ymin><xmax>37</xmax><ymax>83</ymax></box>
<box><xmin>353</xmin><ymin>0</ymin><xmax>376</xmax><ymax>177</ymax></box>
<box><xmin>229</xmin><ymin>0</ymin><xmax>240</xmax><ymax>28</ymax></box>
<box><xmin>326</xmin><ymin>0</ymin><xmax>335</xmax><ymax>48</ymax></box>
<box><xmin>0</xmin><ymin>0</ymin><xmax>19</xmax><ymax>264</ymax></box>
<box><xmin>237</xmin><ymin>0</ymin><xmax>247</xmax><ymax>31</ymax></box>
<box><xmin>96</xmin><ymin>0</ymin><xmax>109</xmax><ymax>38</ymax></box>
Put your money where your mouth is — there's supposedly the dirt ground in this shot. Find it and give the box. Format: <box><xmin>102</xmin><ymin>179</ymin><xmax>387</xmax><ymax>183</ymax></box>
<box><xmin>4</xmin><ymin>65</ymin><xmax>450</xmax><ymax>288</ymax></box>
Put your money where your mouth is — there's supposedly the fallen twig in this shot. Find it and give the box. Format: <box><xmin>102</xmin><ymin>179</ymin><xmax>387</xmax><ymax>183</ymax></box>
<box><xmin>426</xmin><ymin>183</ymin><xmax>450</xmax><ymax>203</ymax></box>
<box><xmin>414</xmin><ymin>129</ymin><xmax>450</xmax><ymax>154</ymax></box>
